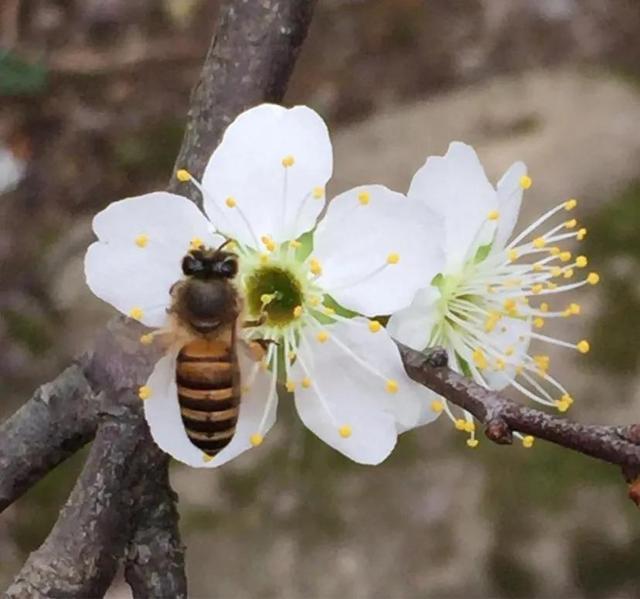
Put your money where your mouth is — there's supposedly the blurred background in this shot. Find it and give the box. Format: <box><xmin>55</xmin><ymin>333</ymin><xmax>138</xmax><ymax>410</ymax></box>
<box><xmin>1</xmin><ymin>0</ymin><xmax>640</xmax><ymax>597</ymax></box>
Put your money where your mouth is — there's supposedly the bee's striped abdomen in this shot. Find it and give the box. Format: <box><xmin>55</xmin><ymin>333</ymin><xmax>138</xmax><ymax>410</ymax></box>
<box><xmin>176</xmin><ymin>337</ymin><xmax>240</xmax><ymax>456</ymax></box>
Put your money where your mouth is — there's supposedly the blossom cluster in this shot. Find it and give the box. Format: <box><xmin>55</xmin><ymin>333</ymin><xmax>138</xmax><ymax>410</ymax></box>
<box><xmin>85</xmin><ymin>104</ymin><xmax>597</xmax><ymax>467</ymax></box>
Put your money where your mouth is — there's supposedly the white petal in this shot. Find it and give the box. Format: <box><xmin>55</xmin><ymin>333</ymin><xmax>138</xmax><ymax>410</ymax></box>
<box><xmin>313</xmin><ymin>185</ymin><xmax>444</xmax><ymax>316</ymax></box>
<box><xmin>85</xmin><ymin>192</ymin><xmax>222</xmax><ymax>327</ymax></box>
<box><xmin>482</xmin><ymin>316</ymin><xmax>532</xmax><ymax>390</ymax></box>
<box><xmin>202</xmin><ymin>104</ymin><xmax>332</xmax><ymax>248</ymax></box>
<box><xmin>387</xmin><ymin>286</ymin><xmax>442</xmax><ymax>351</ymax></box>
<box><xmin>291</xmin><ymin>317</ymin><xmax>436</xmax><ymax>464</ymax></box>
<box><xmin>212</xmin><ymin>342</ymin><xmax>278</xmax><ymax>466</ymax></box>
<box><xmin>408</xmin><ymin>142</ymin><xmax>497</xmax><ymax>271</ymax></box>
<box><xmin>493</xmin><ymin>162</ymin><xmax>527</xmax><ymax>250</ymax></box>
<box><xmin>143</xmin><ymin>345</ymin><xmax>275</xmax><ymax>469</ymax></box>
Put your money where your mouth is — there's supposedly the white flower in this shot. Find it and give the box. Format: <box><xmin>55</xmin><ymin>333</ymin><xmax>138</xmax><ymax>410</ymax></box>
<box><xmin>388</xmin><ymin>142</ymin><xmax>599</xmax><ymax>448</ymax></box>
<box><xmin>85</xmin><ymin>104</ymin><xmax>445</xmax><ymax>467</ymax></box>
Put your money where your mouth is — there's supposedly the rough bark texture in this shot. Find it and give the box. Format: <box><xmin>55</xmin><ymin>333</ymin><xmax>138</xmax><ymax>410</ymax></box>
<box><xmin>2</xmin><ymin>0</ymin><xmax>318</xmax><ymax>596</ymax></box>
<box><xmin>0</xmin><ymin>362</ymin><xmax>98</xmax><ymax>512</ymax></box>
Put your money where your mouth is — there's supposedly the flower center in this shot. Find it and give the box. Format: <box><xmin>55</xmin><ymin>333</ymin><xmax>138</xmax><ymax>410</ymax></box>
<box><xmin>245</xmin><ymin>265</ymin><xmax>303</xmax><ymax>327</ymax></box>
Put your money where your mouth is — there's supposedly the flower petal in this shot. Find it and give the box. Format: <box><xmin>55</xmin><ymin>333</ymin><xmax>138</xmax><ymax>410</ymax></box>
<box><xmin>493</xmin><ymin>162</ymin><xmax>527</xmax><ymax>250</ymax></box>
<box><xmin>291</xmin><ymin>317</ymin><xmax>436</xmax><ymax>463</ymax></box>
<box><xmin>202</xmin><ymin>104</ymin><xmax>332</xmax><ymax>248</ymax></box>
<box><xmin>313</xmin><ymin>185</ymin><xmax>444</xmax><ymax>316</ymax></box>
<box><xmin>143</xmin><ymin>344</ymin><xmax>275</xmax><ymax>469</ymax></box>
<box><xmin>408</xmin><ymin>142</ymin><xmax>497</xmax><ymax>271</ymax></box>
<box><xmin>387</xmin><ymin>286</ymin><xmax>442</xmax><ymax>351</ymax></box>
<box><xmin>85</xmin><ymin>192</ymin><xmax>222</xmax><ymax>327</ymax></box>
<box><xmin>481</xmin><ymin>316</ymin><xmax>532</xmax><ymax>390</ymax></box>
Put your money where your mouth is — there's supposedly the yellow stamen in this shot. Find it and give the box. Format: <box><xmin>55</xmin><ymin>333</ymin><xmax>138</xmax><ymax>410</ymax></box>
<box><xmin>564</xmin><ymin>219</ymin><xmax>577</xmax><ymax>229</ymax></box>
<box><xmin>293</xmin><ymin>305</ymin><xmax>303</xmax><ymax>318</ymax></box>
<box><xmin>309</xmin><ymin>258</ymin><xmax>322</xmax><ymax>276</ymax></box>
<box><xmin>138</xmin><ymin>385</ymin><xmax>152</xmax><ymax>400</ymax></box>
<box><xmin>431</xmin><ymin>400</ymin><xmax>444</xmax><ymax>413</ymax></box>
<box><xmin>575</xmin><ymin>256</ymin><xmax>588</xmax><ymax>268</ymax></box>
<box><xmin>358</xmin><ymin>191</ymin><xmax>370</xmax><ymax>205</ymax></box>
<box><xmin>190</xmin><ymin>237</ymin><xmax>204</xmax><ymax>251</ymax></box>
<box><xmin>508</xmin><ymin>249</ymin><xmax>519</xmax><ymax>262</ymax></box>
<box><xmin>385</xmin><ymin>379</ymin><xmax>399</xmax><ymax>394</ymax></box>
<box><xmin>463</xmin><ymin>421</ymin><xmax>475</xmax><ymax>433</ymax></box>
<box><xmin>522</xmin><ymin>435</ymin><xmax>535</xmax><ymax>448</ymax></box>
<box><xmin>533</xmin><ymin>317</ymin><xmax>544</xmax><ymax>329</ymax></box>
<box><xmin>134</xmin><ymin>234</ymin><xmax>149</xmax><ymax>248</ymax></box>
<box><xmin>466</xmin><ymin>438</ymin><xmax>479</xmax><ymax>448</ymax></box>
<box><xmin>540</xmin><ymin>302</ymin><xmax>549</xmax><ymax>312</ymax></box>
<box><xmin>564</xmin><ymin>198</ymin><xmax>578</xmax><ymax>210</ymax></box>
<box><xmin>487</xmin><ymin>210</ymin><xmax>500</xmax><ymax>220</ymax></box>
<box><xmin>139</xmin><ymin>334</ymin><xmax>154</xmax><ymax>345</ymax></box>
<box><xmin>531</xmin><ymin>284</ymin><xmax>543</xmax><ymax>294</ymax></box>
<box><xmin>250</xmin><ymin>433</ymin><xmax>264</xmax><ymax>447</ymax></box>
<box><xmin>369</xmin><ymin>320</ymin><xmax>382</xmax><ymax>333</ymax></box>
<box><xmin>312</xmin><ymin>186</ymin><xmax>324</xmax><ymax>199</ymax></box>
<box><xmin>569</xmin><ymin>303</ymin><xmax>581</xmax><ymax>315</ymax></box>
<box><xmin>587</xmin><ymin>272</ymin><xmax>600</xmax><ymax>285</ymax></box>
<box><xmin>316</xmin><ymin>331</ymin><xmax>329</xmax><ymax>343</ymax></box>
<box><xmin>387</xmin><ymin>253</ymin><xmax>400</xmax><ymax>265</ymax></box>
<box><xmin>519</xmin><ymin>175</ymin><xmax>533</xmax><ymax>189</ymax></box>
<box><xmin>281</xmin><ymin>155</ymin><xmax>295</xmax><ymax>167</ymax></box>
<box><xmin>532</xmin><ymin>237</ymin><xmax>546</xmax><ymax>249</ymax></box>
<box><xmin>285</xmin><ymin>380</ymin><xmax>296</xmax><ymax>393</ymax></box>
<box><xmin>577</xmin><ymin>340</ymin><xmax>590</xmax><ymax>354</ymax></box>
<box><xmin>472</xmin><ymin>348</ymin><xmax>488</xmax><ymax>370</ymax></box>
<box><xmin>339</xmin><ymin>425</ymin><xmax>352</xmax><ymax>438</ymax></box>
<box><xmin>176</xmin><ymin>169</ymin><xmax>191</xmax><ymax>182</ymax></box>
<box><xmin>301</xmin><ymin>377</ymin><xmax>312</xmax><ymax>389</ymax></box>
<box><xmin>577</xmin><ymin>228</ymin><xmax>587</xmax><ymax>241</ymax></box>
<box><xmin>454</xmin><ymin>419</ymin><xmax>466</xmax><ymax>431</ymax></box>
<box><xmin>129</xmin><ymin>307</ymin><xmax>144</xmax><ymax>321</ymax></box>
<box><xmin>559</xmin><ymin>251</ymin><xmax>572</xmax><ymax>262</ymax></box>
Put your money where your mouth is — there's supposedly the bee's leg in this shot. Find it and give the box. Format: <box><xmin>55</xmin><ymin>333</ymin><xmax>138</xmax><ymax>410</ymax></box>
<box><xmin>245</xmin><ymin>338</ymin><xmax>278</xmax><ymax>362</ymax></box>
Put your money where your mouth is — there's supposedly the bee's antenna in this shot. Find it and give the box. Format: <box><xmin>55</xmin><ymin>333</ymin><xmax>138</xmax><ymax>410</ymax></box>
<box><xmin>215</xmin><ymin>238</ymin><xmax>234</xmax><ymax>254</ymax></box>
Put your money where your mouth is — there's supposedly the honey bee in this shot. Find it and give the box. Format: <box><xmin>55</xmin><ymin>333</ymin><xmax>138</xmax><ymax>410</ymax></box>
<box><xmin>168</xmin><ymin>241</ymin><xmax>247</xmax><ymax>458</ymax></box>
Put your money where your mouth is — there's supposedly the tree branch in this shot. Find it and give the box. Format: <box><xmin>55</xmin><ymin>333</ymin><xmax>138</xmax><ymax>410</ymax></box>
<box><xmin>3</xmin><ymin>0</ymin><xmax>318</xmax><ymax>595</ymax></box>
<box><xmin>399</xmin><ymin>344</ymin><xmax>640</xmax><ymax>503</ymax></box>
<box><xmin>0</xmin><ymin>361</ymin><xmax>98</xmax><ymax>512</ymax></box>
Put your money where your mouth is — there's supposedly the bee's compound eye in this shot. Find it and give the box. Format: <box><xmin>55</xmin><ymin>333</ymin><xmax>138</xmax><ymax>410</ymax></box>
<box><xmin>182</xmin><ymin>255</ymin><xmax>203</xmax><ymax>275</ymax></box>
<box><xmin>220</xmin><ymin>256</ymin><xmax>238</xmax><ymax>278</ymax></box>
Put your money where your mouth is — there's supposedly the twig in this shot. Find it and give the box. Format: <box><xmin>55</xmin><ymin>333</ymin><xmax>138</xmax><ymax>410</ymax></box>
<box><xmin>399</xmin><ymin>344</ymin><xmax>640</xmax><ymax>504</ymax></box>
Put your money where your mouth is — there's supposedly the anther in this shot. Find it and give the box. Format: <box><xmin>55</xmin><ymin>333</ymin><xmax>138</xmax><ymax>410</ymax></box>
<box><xmin>190</xmin><ymin>237</ymin><xmax>204</xmax><ymax>251</ymax></box>
<box><xmin>522</xmin><ymin>436</ymin><xmax>535</xmax><ymax>448</ymax></box>
<box><xmin>569</xmin><ymin>303</ymin><xmax>581</xmax><ymax>315</ymax></box>
<box><xmin>533</xmin><ymin>237</ymin><xmax>546</xmax><ymax>249</ymax></box>
<box><xmin>577</xmin><ymin>340</ymin><xmax>590</xmax><ymax>354</ymax></box>
<box><xmin>587</xmin><ymin>272</ymin><xmax>600</xmax><ymax>285</ymax></box>
<box><xmin>358</xmin><ymin>191</ymin><xmax>370</xmax><ymax>205</ymax></box>
<box><xmin>563</xmin><ymin>269</ymin><xmax>574</xmax><ymax>279</ymax></box>
<box><xmin>385</xmin><ymin>379</ymin><xmax>399</xmax><ymax>394</ymax></box>
<box><xmin>134</xmin><ymin>234</ymin><xmax>149</xmax><ymax>248</ymax></box>
<box><xmin>386</xmin><ymin>253</ymin><xmax>400</xmax><ymax>265</ymax></box>
<box><xmin>575</xmin><ymin>256</ymin><xmax>588</xmax><ymax>268</ymax></box>
<box><xmin>519</xmin><ymin>175</ymin><xmax>533</xmax><ymax>190</ymax></box>
<box><xmin>301</xmin><ymin>377</ymin><xmax>312</xmax><ymax>389</ymax></box>
<box><xmin>140</xmin><ymin>334</ymin><xmax>154</xmax><ymax>345</ymax></box>
<box><xmin>129</xmin><ymin>307</ymin><xmax>144</xmax><ymax>321</ymax></box>
<box><xmin>176</xmin><ymin>169</ymin><xmax>191</xmax><ymax>182</ymax></box>
<box><xmin>540</xmin><ymin>302</ymin><xmax>549</xmax><ymax>312</ymax></box>
<box><xmin>293</xmin><ymin>305</ymin><xmax>303</xmax><ymax>318</ymax></box>
<box><xmin>577</xmin><ymin>228</ymin><xmax>587</xmax><ymax>240</ymax></box>
<box><xmin>472</xmin><ymin>348</ymin><xmax>488</xmax><ymax>370</ymax></box>
<box><xmin>316</xmin><ymin>331</ymin><xmax>329</xmax><ymax>343</ymax></box>
<box><xmin>261</xmin><ymin>293</ymin><xmax>275</xmax><ymax>306</ymax></box>
<box><xmin>339</xmin><ymin>425</ymin><xmax>352</xmax><ymax>438</ymax></box>
<box><xmin>564</xmin><ymin>198</ymin><xmax>578</xmax><ymax>210</ymax></box>
<box><xmin>534</xmin><ymin>318</ymin><xmax>545</xmax><ymax>329</ymax></box>
<box><xmin>531</xmin><ymin>284</ymin><xmax>543</xmax><ymax>294</ymax></box>
<box><xmin>487</xmin><ymin>210</ymin><xmax>500</xmax><ymax>220</ymax></box>
<box><xmin>463</xmin><ymin>421</ymin><xmax>475</xmax><ymax>433</ymax></box>
<box><xmin>466</xmin><ymin>438</ymin><xmax>479</xmax><ymax>448</ymax></box>
<box><xmin>225</xmin><ymin>197</ymin><xmax>237</xmax><ymax>208</ymax></box>
<box><xmin>369</xmin><ymin>320</ymin><xmax>382</xmax><ymax>333</ymax></box>
<box><xmin>559</xmin><ymin>251</ymin><xmax>572</xmax><ymax>262</ymax></box>
<box><xmin>454</xmin><ymin>419</ymin><xmax>466</xmax><ymax>431</ymax></box>
<box><xmin>250</xmin><ymin>433</ymin><xmax>264</xmax><ymax>447</ymax></box>
<box><xmin>564</xmin><ymin>219</ymin><xmax>577</xmax><ymax>229</ymax></box>
<box><xmin>508</xmin><ymin>249</ymin><xmax>519</xmax><ymax>262</ymax></box>
<box><xmin>309</xmin><ymin>258</ymin><xmax>322</xmax><ymax>276</ymax></box>
<box><xmin>431</xmin><ymin>400</ymin><xmax>444</xmax><ymax>413</ymax></box>
<box><xmin>285</xmin><ymin>380</ymin><xmax>296</xmax><ymax>392</ymax></box>
<box><xmin>312</xmin><ymin>186</ymin><xmax>324</xmax><ymax>199</ymax></box>
<box><xmin>555</xmin><ymin>399</ymin><xmax>570</xmax><ymax>413</ymax></box>
<box><xmin>138</xmin><ymin>385</ymin><xmax>152</xmax><ymax>400</ymax></box>
<box><xmin>281</xmin><ymin>155</ymin><xmax>295</xmax><ymax>167</ymax></box>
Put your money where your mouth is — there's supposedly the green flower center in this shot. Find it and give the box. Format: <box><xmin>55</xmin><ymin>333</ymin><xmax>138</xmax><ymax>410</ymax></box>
<box><xmin>245</xmin><ymin>266</ymin><xmax>304</xmax><ymax>327</ymax></box>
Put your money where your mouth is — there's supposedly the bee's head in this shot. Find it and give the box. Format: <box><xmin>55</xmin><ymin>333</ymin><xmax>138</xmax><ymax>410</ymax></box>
<box><xmin>182</xmin><ymin>242</ymin><xmax>238</xmax><ymax>279</ymax></box>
